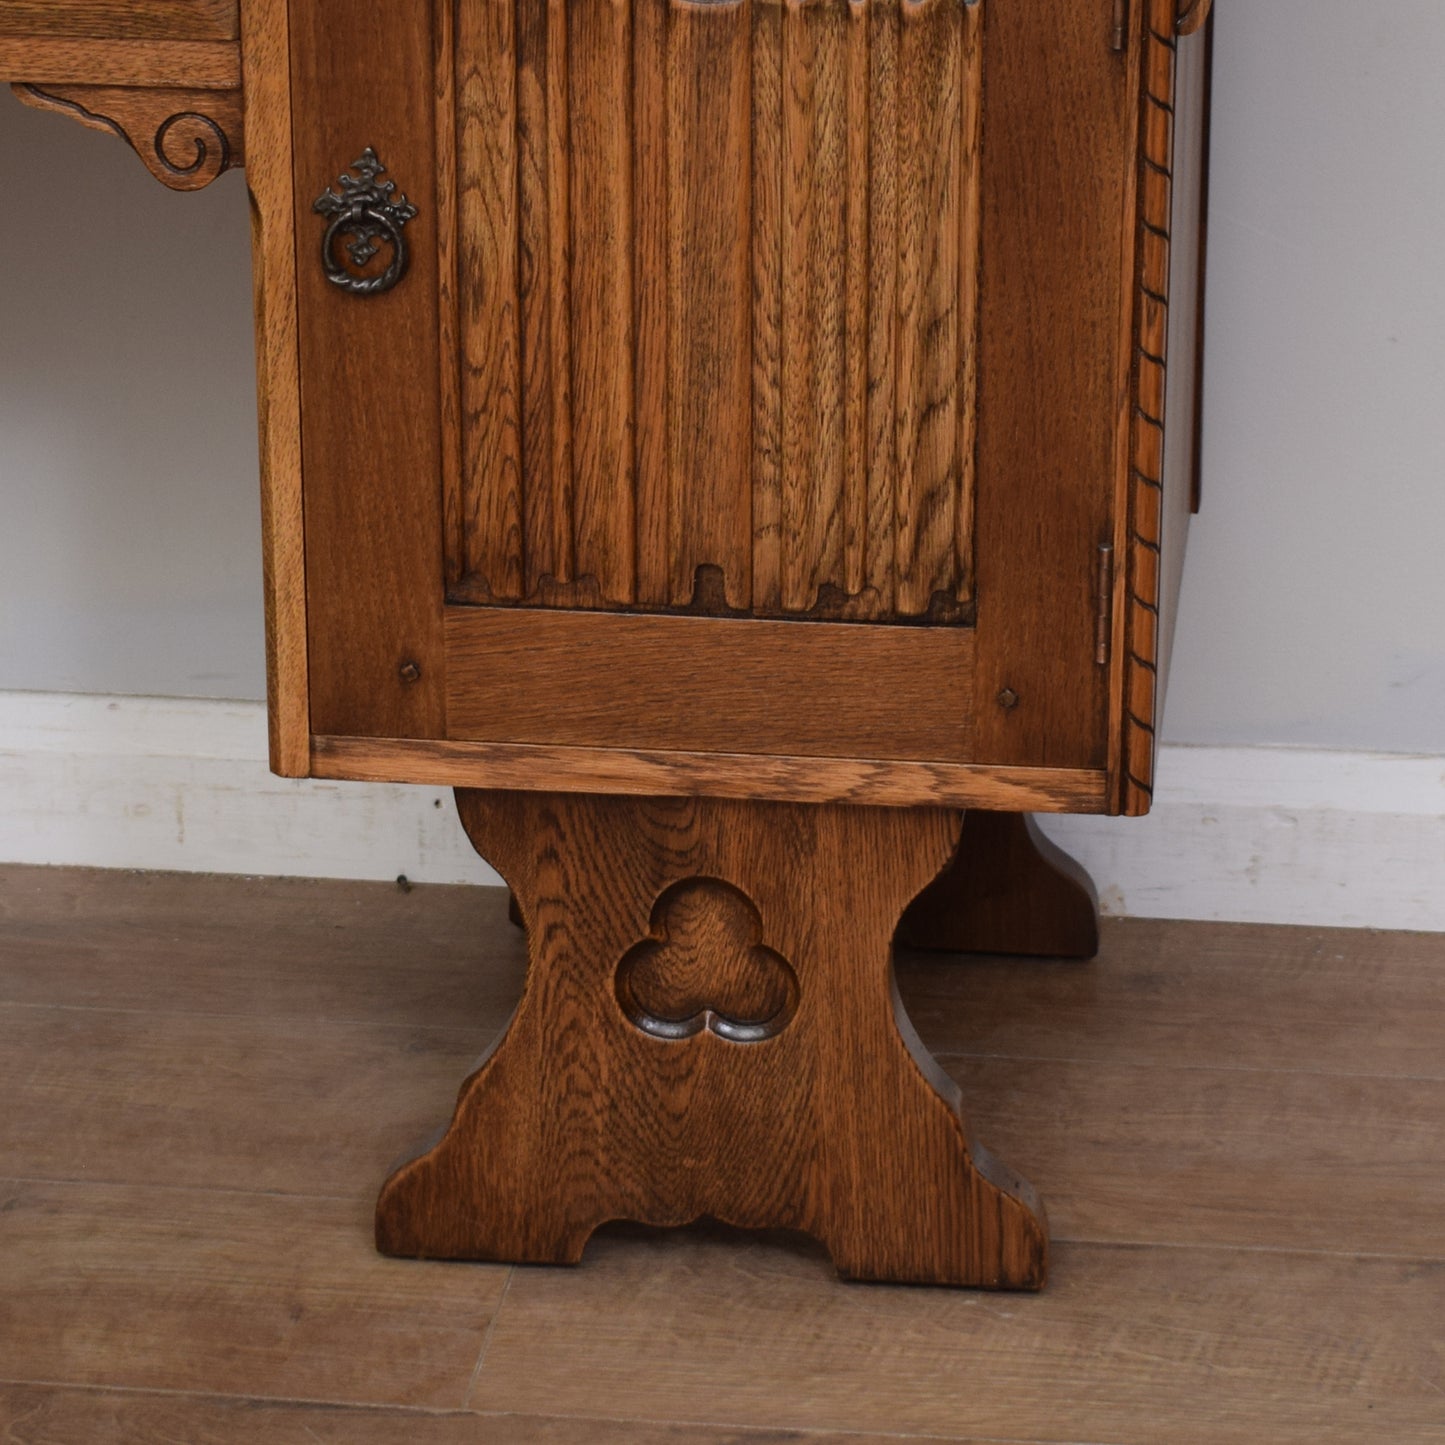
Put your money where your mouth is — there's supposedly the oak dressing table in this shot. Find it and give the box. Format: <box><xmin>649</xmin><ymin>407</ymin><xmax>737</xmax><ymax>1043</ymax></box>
<box><xmin>2</xmin><ymin>0</ymin><xmax>1213</xmax><ymax>1289</ymax></box>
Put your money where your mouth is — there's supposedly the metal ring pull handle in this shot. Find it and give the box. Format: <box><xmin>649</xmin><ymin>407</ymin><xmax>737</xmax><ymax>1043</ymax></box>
<box><xmin>313</xmin><ymin>148</ymin><xmax>417</xmax><ymax>297</ymax></box>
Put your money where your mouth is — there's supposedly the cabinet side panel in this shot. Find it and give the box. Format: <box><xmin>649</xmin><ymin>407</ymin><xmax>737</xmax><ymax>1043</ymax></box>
<box><xmin>290</xmin><ymin>0</ymin><xmax>446</xmax><ymax>738</ymax></box>
<box><xmin>243</xmin><ymin>0</ymin><xmax>308</xmax><ymax>775</ymax></box>
<box><xmin>1120</xmin><ymin>4</ymin><xmax>1172</xmax><ymax>811</ymax></box>
<box><xmin>1154</xmin><ymin>16</ymin><xmax>1209</xmax><ymax>731</ymax></box>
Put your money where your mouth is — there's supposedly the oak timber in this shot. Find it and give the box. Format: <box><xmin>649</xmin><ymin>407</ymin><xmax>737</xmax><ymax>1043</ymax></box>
<box><xmin>242</xmin><ymin>0</ymin><xmax>308</xmax><ymax>774</ymax></box>
<box><xmin>0</xmin><ymin>36</ymin><xmax>238</xmax><ymax>86</ymax></box>
<box><xmin>445</xmin><ymin>0</ymin><xmax>981</xmax><ymax>625</ymax></box>
<box><xmin>443</xmin><ymin>607</ymin><xmax>974</xmax><ymax>761</ymax></box>
<box><xmin>287</xmin><ymin>0</ymin><xmax>447</xmax><ymax>740</ymax></box>
<box><xmin>376</xmin><ymin>792</ymin><xmax>1047</xmax><ymax>1288</ymax></box>
<box><xmin>309</xmin><ymin>734</ymin><xmax>1108</xmax><ymax>812</ymax></box>
<box><xmin>0</xmin><ymin>1</ymin><xmax>237</xmax><ymax>41</ymax></box>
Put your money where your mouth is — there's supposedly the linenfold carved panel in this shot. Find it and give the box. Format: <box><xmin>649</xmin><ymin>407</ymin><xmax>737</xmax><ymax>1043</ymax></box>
<box><xmin>441</xmin><ymin>0</ymin><xmax>981</xmax><ymax>624</ymax></box>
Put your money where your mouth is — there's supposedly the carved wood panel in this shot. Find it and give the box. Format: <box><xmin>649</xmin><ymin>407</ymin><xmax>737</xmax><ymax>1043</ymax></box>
<box><xmin>441</xmin><ymin>0</ymin><xmax>981</xmax><ymax>625</ymax></box>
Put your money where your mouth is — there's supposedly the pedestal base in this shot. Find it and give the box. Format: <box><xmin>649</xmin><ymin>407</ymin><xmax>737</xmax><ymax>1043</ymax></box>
<box><xmin>898</xmin><ymin>811</ymin><xmax>1100</xmax><ymax>959</ymax></box>
<box><xmin>376</xmin><ymin>790</ymin><xmax>1048</xmax><ymax>1289</ymax></box>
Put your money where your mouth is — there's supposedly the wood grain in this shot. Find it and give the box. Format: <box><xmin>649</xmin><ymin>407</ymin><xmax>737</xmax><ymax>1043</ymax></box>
<box><xmin>0</xmin><ymin>1</ymin><xmax>237</xmax><ymax>41</ymax></box>
<box><xmin>449</xmin><ymin>0</ymin><xmax>522</xmax><ymax>599</ymax></box>
<box><xmin>666</xmin><ymin>0</ymin><xmax>752</xmax><ymax>610</ymax></box>
<box><xmin>0</xmin><ymin>1181</ymin><xmax>504</xmax><ymax>1407</ymax></box>
<box><xmin>289</xmin><ymin>0</ymin><xmax>446</xmax><ymax>739</ymax></box>
<box><xmin>443</xmin><ymin>605</ymin><xmax>974</xmax><ymax>761</ymax></box>
<box><xmin>377</xmin><ymin>790</ymin><xmax>1047</xmax><ymax>1288</ymax></box>
<box><xmin>944</xmin><ymin>1052</ymin><xmax>1445</xmax><ymax>1258</ymax></box>
<box><xmin>472</xmin><ymin>1229</ymin><xmax>1445</xmax><ymax>1445</ymax></box>
<box><xmin>779</xmin><ymin>0</ymin><xmax>848</xmax><ymax>612</ymax></box>
<box><xmin>0</xmin><ymin>866</ymin><xmax>523</xmax><ymax>1025</ymax></box>
<box><xmin>3</xmin><ymin>869</ymin><xmax>1442</xmax><ymax>1439</ymax></box>
<box><xmin>749</xmin><ymin>0</ymin><xmax>784</xmax><ymax>613</ymax></box>
<box><xmin>242</xmin><ymin>0</ymin><xmax>308</xmax><ymax>774</ymax></box>
<box><xmin>970</xmin><ymin>0</ymin><xmax>1134</xmax><ymax>772</ymax></box>
<box><xmin>0</xmin><ymin>36</ymin><xmax>238</xmax><ymax>86</ymax></box>
<box><xmin>0</xmin><ymin>1386</ymin><xmax>973</xmax><ymax>1445</ymax></box>
<box><xmin>310</xmin><ymin>735</ymin><xmax>1107</xmax><ymax>812</ymax></box>
<box><xmin>0</xmin><ymin>1003</ymin><xmax>496</xmax><ymax>1197</ymax></box>
<box><xmin>566</xmin><ymin>0</ymin><xmax>634</xmax><ymax>604</ymax></box>
<box><xmin>433</xmin><ymin>0</ymin><xmax>462</xmax><ymax>597</ymax></box>
<box><xmin>631</xmin><ymin>0</ymin><xmax>669</xmax><ymax>608</ymax></box>
<box><xmin>446</xmin><ymin>0</ymin><xmax>980</xmax><ymax>623</ymax></box>
<box><xmin>891</xmin><ymin>0</ymin><xmax>974</xmax><ymax>617</ymax></box>
<box><xmin>898</xmin><ymin>916</ymin><xmax>1445</xmax><ymax>1081</ymax></box>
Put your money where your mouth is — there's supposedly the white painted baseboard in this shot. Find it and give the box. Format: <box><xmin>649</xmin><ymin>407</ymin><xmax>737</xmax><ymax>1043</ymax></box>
<box><xmin>0</xmin><ymin>691</ymin><xmax>501</xmax><ymax>888</ymax></box>
<box><xmin>2</xmin><ymin>691</ymin><xmax>1441</xmax><ymax>932</ymax></box>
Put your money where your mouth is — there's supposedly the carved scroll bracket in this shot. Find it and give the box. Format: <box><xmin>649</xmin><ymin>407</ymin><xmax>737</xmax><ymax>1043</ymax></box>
<box><xmin>12</xmin><ymin>83</ymin><xmax>243</xmax><ymax>191</ymax></box>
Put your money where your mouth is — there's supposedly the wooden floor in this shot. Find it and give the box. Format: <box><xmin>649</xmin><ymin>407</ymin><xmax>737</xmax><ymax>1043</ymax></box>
<box><xmin>1</xmin><ymin>865</ymin><xmax>1442</xmax><ymax>1444</ymax></box>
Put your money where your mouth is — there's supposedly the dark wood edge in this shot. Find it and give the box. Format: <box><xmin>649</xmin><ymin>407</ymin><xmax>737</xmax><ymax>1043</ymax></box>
<box><xmin>310</xmin><ymin>736</ymin><xmax>1110</xmax><ymax>813</ymax></box>
<box><xmin>1175</xmin><ymin>0</ymin><xmax>1214</xmax><ymax>38</ymax></box>
<box><xmin>1115</xmin><ymin>0</ymin><xmax>1178</xmax><ymax>818</ymax></box>
<box><xmin>1189</xmin><ymin>8</ymin><xmax>1215</xmax><ymax>513</ymax></box>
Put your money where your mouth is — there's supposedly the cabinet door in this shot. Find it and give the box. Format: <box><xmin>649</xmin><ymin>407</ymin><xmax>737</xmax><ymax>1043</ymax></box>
<box><xmin>279</xmin><ymin>0</ymin><xmax>1138</xmax><ymax>806</ymax></box>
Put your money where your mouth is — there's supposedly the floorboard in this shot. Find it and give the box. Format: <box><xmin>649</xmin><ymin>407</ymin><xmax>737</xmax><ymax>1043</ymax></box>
<box><xmin>900</xmin><ymin>921</ymin><xmax>1445</xmax><ymax>1079</ymax></box>
<box><xmin>0</xmin><ymin>1386</ymin><xmax>960</xmax><ymax>1444</ymax></box>
<box><xmin>0</xmin><ymin>1180</ymin><xmax>505</xmax><ymax>1409</ymax></box>
<box><xmin>0</xmin><ymin>1003</ymin><xmax>489</xmax><ymax>1196</ymax></box>
<box><xmin>471</xmin><ymin>1226</ymin><xmax>1445</xmax><ymax>1444</ymax></box>
<box><xmin>0</xmin><ymin>864</ymin><xmax>1442</xmax><ymax>1443</ymax></box>
<box><xmin>944</xmin><ymin>1054</ymin><xmax>1445</xmax><ymax>1255</ymax></box>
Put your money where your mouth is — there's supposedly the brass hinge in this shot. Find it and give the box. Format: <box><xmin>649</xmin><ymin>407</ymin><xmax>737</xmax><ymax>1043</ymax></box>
<box><xmin>1095</xmin><ymin>543</ymin><xmax>1115</xmax><ymax>665</ymax></box>
<box><xmin>1110</xmin><ymin>0</ymin><xmax>1128</xmax><ymax>51</ymax></box>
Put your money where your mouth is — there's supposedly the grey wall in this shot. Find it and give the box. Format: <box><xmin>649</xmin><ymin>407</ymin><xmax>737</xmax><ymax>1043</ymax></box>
<box><xmin>3</xmin><ymin>0</ymin><xmax>1443</xmax><ymax>752</ymax></box>
<box><xmin>0</xmin><ymin>96</ymin><xmax>263</xmax><ymax>700</ymax></box>
<box><xmin>1162</xmin><ymin>1</ymin><xmax>1445</xmax><ymax>753</ymax></box>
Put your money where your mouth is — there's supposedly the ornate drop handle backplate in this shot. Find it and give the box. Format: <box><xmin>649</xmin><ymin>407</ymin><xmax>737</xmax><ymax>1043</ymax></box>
<box><xmin>313</xmin><ymin>148</ymin><xmax>417</xmax><ymax>297</ymax></box>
